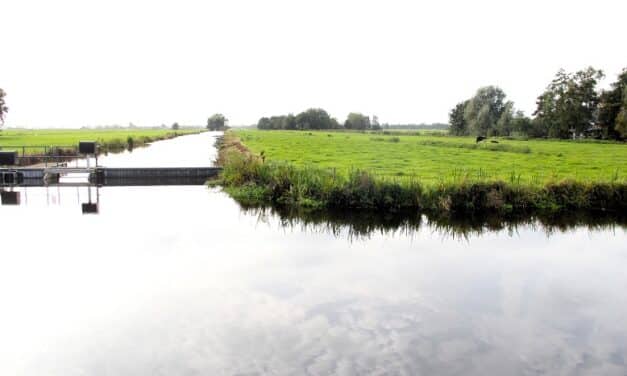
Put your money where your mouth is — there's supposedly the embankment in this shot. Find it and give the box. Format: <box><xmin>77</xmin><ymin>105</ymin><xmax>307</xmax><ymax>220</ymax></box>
<box><xmin>214</xmin><ymin>132</ymin><xmax>627</xmax><ymax>215</ymax></box>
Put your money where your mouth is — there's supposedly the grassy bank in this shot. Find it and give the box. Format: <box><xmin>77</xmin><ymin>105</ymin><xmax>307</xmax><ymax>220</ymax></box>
<box><xmin>0</xmin><ymin>128</ymin><xmax>203</xmax><ymax>164</ymax></box>
<box><xmin>236</xmin><ymin>129</ymin><xmax>626</xmax><ymax>184</ymax></box>
<box><xmin>216</xmin><ymin>130</ymin><xmax>627</xmax><ymax>214</ymax></box>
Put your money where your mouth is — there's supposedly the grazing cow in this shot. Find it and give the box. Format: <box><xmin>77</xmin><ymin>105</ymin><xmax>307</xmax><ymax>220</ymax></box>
<box><xmin>476</xmin><ymin>136</ymin><xmax>487</xmax><ymax>143</ymax></box>
<box><xmin>490</xmin><ymin>140</ymin><xmax>499</xmax><ymax>143</ymax></box>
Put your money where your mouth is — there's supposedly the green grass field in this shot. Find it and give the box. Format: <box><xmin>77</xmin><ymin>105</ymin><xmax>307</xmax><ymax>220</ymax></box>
<box><xmin>234</xmin><ymin>129</ymin><xmax>627</xmax><ymax>186</ymax></box>
<box><xmin>0</xmin><ymin>128</ymin><xmax>201</xmax><ymax>154</ymax></box>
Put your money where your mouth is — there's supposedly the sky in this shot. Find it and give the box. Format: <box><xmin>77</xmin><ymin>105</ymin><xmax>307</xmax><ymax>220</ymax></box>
<box><xmin>1</xmin><ymin>0</ymin><xmax>626</xmax><ymax>128</ymax></box>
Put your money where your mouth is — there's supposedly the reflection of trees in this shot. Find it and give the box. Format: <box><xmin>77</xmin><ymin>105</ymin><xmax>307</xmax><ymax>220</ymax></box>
<box><xmin>240</xmin><ymin>205</ymin><xmax>627</xmax><ymax>240</ymax></box>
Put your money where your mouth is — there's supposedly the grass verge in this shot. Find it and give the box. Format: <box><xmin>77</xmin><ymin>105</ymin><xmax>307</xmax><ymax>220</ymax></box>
<box><xmin>214</xmin><ymin>131</ymin><xmax>627</xmax><ymax>215</ymax></box>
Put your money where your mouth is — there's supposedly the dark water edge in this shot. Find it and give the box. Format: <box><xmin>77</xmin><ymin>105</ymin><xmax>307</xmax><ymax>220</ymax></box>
<box><xmin>237</xmin><ymin>203</ymin><xmax>627</xmax><ymax>240</ymax></box>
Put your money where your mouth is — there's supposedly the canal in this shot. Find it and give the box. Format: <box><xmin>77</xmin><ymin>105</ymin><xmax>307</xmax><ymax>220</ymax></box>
<box><xmin>1</xmin><ymin>131</ymin><xmax>626</xmax><ymax>375</ymax></box>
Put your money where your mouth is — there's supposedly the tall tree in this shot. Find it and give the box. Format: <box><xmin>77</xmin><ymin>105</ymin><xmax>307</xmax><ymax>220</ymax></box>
<box><xmin>463</xmin><ymin>86</ymin><xmax>510</xmax><ymax>136</ymax></box>
<box><xmin>344</xmin><ymin>113</ymin><xmax>371</xmax><ymax>130</ymax></box>
<box><xmin>448</xmin><ymin>101</ymin><xmax>468</xmax><ymax>135</ymax></box>
<box><xmin>615</xmin><ymin>86</ymin><xmax>627</xmax><ymax>139</ymax></box>
<box><xmin>0</xmin><ymin>88</ymin><xmax>8</xmax><ymax>127</ymax></box>
<box><xmin>598</xmin><ymin>68</ymin><xmax>627</xmax><ymax>139</ymax></box>
<box><xmin>371</xmin><ymin>115</ymin><xmax>381</xmax><ymax>130</ymax></box>
<box><xmin>207</xmin><ymin>113</ymin><xmax>227</xmax><ymax>130</ymax></box>
<box><xmin>534</xmin><ymin>67</ymin><xmax>604</xmax><ymax>138</ymax></box>
<box><xmin>495</xmin><ymin>101</ymin><xmax>515</xmax><ymax>136</ymax></box>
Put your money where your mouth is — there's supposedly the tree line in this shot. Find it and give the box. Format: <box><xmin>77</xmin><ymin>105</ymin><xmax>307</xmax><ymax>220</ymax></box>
<box><xmin>257</xmin><ymin>109</ymin><xmax>382</xmax><ymax>131</ymax></box>
<box><xmin>449</xmin><ymin>67</ymin><xmax>627</xmax><ymax>139</ymax></box>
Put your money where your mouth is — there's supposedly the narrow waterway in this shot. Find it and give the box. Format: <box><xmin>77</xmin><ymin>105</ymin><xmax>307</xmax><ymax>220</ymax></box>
<box><xmin>1</xmin><ymin>132</ymin><xmax>626</xmax><ymax>375</ymax></box>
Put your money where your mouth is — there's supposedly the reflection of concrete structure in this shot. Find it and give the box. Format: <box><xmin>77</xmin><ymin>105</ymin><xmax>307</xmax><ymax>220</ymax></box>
<box><xmin>81</xmin><ymin>185</ymin><xmax>99</xmax><ymax>214</ymax></box>
<box><xmin>0</xmin><ymin>190</ymin><xmax>20</xmax><ymax>205</ymax></box>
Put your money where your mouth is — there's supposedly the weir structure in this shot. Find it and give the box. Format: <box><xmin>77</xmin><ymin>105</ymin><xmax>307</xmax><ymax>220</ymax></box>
<box><xmin>0</xmin><ymin>141</ymin><xmax>221</xmax><ymax>187</ymax></box>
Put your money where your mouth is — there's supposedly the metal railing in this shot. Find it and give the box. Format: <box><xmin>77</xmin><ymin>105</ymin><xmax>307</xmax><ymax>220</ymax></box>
<box><xmin>0</xmin><ymin>145</ymin><xmax>96</xmax><ymax>167</ymax></box>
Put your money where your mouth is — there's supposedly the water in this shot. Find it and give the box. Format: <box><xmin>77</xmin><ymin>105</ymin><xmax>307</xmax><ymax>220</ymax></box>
<box><xmin>1</xmin><ymin>132</ymin><xmax>626</xmax><ymax>375</ymax></box>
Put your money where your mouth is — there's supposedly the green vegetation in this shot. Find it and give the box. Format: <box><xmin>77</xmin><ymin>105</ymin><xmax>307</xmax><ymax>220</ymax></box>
<box><xmin>253</xmin><ymin>66</ymin><xmax>627</xmax><ymax>141</ymax></box>
<box><xmin>257</xmin><ymin>108</ymin><xmax>341</xmax><ymax>130</ymax></box>
<box><xmin>233</xmin><ymin>130</ymin><xmax>625</xmax><ymax>185</ymax></box>
<box><xmin>207</xmin><ymin>114</ymin><xmax>228</xmax><ymax>131</ymax></box>
<box><xmin>215</xmin><ymin>130</ymin><xmax>627</xmax><ymax>214</ymax></box>
<box><xmin>450</xmin><ymin>67</ymin><xmax>627</xmax><ymax>140</ymax></box>
<box><xmin>0</xmin><ymin>128</ymin><xmax>202</xmax><ymax>157</ymax></box>
<box><xmin>0</xmin><ymin>88</ymin><xmax>7</xmax><ymax>126</ymax></box>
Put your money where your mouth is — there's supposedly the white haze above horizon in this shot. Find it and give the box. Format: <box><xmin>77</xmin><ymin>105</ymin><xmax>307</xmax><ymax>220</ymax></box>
<box><xmin>1</xmin><ymin>0</ymin><xmax>626</xmax><ymax>128</ymax></box>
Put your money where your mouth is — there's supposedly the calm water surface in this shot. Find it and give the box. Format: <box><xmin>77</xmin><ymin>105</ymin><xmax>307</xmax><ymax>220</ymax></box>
<box><xmin>1</xmin><ymin>132</ymin><xmax>626</xmax><ymax>375</ymax></box>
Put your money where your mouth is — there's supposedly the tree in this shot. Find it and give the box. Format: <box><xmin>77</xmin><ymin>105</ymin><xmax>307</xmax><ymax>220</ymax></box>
<box><xmin>534</xmin><ymin>67</ymin><xmax>604</xmax><ymax>138</ymax></box>
<box><xmin>463</xmin><ymin>86</ymin><xmax>510</xmax><ymax>136</ymax></box>
<box><xmin>295</xmin><ymin>108</ymin><xmax>336</xmax><ymax>130</ymax></box>
<box><xmin>615</xmin><ymin>86</ymin><xmax>627</xmax><ymax>139</ymax></box>
<box><xmin>257</xmin><ymin>117</ymin><xmax>271</xmax><ymax>130</ymax></box>
<box><xmin>172</xmin><ymin>122</ymin><xmax>180</xmax><ymax>130</ymax></box>
<box><xmin>0</xmin><ymin>88</ymin><xmax>8</xmax><ymax>127</ymax></box>
<box><xmin>344</xmin><ymin>113</ymin><xmax>371</xmax><ymax>130</ymax></box>
<box><xmin>598</xmin><ymin>68</ymin><xmax>627</xmax><ymax>139</ymax></box>
<box><xmin>256</xmin><ymin>114</ymin><xmax>297</xmax><ymax>130</ymax></box>
<box><xmin>371</xmin><ymin>115</ymin><xmax>381</xmax><ymax>130</ymax></box>
<box><xmin>495</xmin><ymin>101</ymin><xmax>515</xmax><ymax>136</ymax></box>
<box><xmin>207</xmin><ymin>113</ymin><xmax>227</xmax><ymax>130</ymax></box>
<box><xmin>510</xmin><ymin>110</ymin><xmax>534</xmax><ymax>136</ymax></box>
<box><xmin>448</xmin><ymin>101</ymin><xmax>468</xmax><ymax>135</ymax></box>
<box><xmin>284</xmin><ymin>114</ymin><xmax>297</xmax><ymax>130</ymax></box>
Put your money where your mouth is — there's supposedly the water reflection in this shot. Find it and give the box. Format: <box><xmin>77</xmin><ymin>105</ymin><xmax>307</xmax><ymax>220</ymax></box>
<box><xmin>1</xmin><ymin>185</ymin><xmax>101</xmax><ymax>214</ymax></box>
<box><xmin>1</xmin><ymin>189</ymin><xmax>21</xmax><ymax>205</ymax></box>
<box><xmin>2</xmin><ymin>186</ymin><xmax>625</xmax><ymax>375</ymax></box>
<box><xmin>242</xmin><ymin>205</ymin><xmax>627</xmax><ymax>240</ymax></box>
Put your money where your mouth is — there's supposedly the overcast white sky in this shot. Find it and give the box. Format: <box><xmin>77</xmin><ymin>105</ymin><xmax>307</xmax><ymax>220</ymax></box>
<box><xmin>1</xmin><ymin>0</ymin><xmax>625</xmax><ymax>128</ymax></box>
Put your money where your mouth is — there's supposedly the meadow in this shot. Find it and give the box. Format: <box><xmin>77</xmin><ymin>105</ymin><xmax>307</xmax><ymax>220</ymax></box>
<box><xmin>234</xmin><ymin>129</ymin><xmax>627</xmax><ymax>185</ymax></box>
<box><xmin>216</xmin><ymin>129</ymin><xmax>626</xmax><ymax>214</ymax></box>
<box><xmin>0</xmin><ymin>128</ymin><xmax>202</xmax><ymax>155</ymax></box>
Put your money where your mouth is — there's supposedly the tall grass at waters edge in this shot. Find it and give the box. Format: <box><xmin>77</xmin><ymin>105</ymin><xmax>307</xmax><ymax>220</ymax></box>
<box><xmin>215</xmin><ymin>148</ymin><xmax>627</xmax><ymax>214</ymax></box>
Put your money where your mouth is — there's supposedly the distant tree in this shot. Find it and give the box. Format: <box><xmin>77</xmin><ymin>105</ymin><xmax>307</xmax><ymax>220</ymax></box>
<box><xmin>510</xmin><ymin>110</ymin><xmax>534</xmax><ymax>136</ymax></box>
<box><xmin>371</xmin><ymin>115</ymin><xmax>381</xmax><ymax>130</ymax></box>
<box><xmin>344</xmin><ymin>113</ymin><xmax>371</xmax><ymax>130</ymax></box>
<box><xmin>534</xmin><ymin>67</ymin><xmax>604</xmax><ymax>138</ymax></box>
<box><xmin>615</xmin><ymin>86</ymin><xmax>627</xmax><ymax>139</ymax></box>
<box><xmin>495</xmin><ymin>101</ymin><xmax>515</xmax><ymax>136</ymax></box>
<box><xmin>295</xmin><ymin>108</ymin><xmax>336</xmax><ymax>130</ymax></box>
<box><xmin>448</xmin><ymin>101</ymin><xmax>468</xmax><ymax>135</ymax></box>
<box><xmin>172</xmin><ymin>122</ymin><xmax>180</xmax><ymax>130</ymax></box>
<box><xmin>257</xmin><ymin>117</ymin><xmax>272</xmax><ymax>130</ymax></box>
<box><xmin>284</xmin><ymin>114</ymin><xmax>297</xmax><ymax>130</ymax></box>
<box><xmin>256</xmin><ymin>114</ymin><xmax>297</xmax><ymax>130</ymax></box>
<box><xmin>598</xmin><ymin>68</ymin><xmax>627</xmax><ymax>139</ymax></box>
<box><xmin>207</xmin><ymin>113</ymin><xmax>227</xmax><ymax>130</ymax></box>
<box><xmin>387</xmin><ymin>123</ymin><xmax>449</xmax><ymax>130</ymax></box>
<box><xmin>463</xmin><ymin>86</ymin><xmax>511</xmax><ymax>136</ymax></box>
<box><xmin>0</xmin><ymin>88</ymin><xmax>8</xmax><ymax>127</ymax></box>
